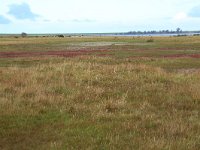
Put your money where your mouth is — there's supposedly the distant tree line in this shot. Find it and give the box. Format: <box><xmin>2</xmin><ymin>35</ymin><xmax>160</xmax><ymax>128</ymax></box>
<box><xmin>119</xmin><ymin>28</ymin><xmax>188</xmax><ymax>35</ymax></box>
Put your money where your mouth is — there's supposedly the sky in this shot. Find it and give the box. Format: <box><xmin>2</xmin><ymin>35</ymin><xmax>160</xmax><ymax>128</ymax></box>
<box><xmin>1</xmin><ymin>0</ymin><xmax>200</xmax><ymax>33</ymax></box>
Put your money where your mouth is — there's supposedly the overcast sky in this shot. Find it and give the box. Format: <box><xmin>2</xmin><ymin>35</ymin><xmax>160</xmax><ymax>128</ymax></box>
<box><xmin>1</xmin><ymin>0</ymin><xmax>200</xmax><ymax>33</ymax></box>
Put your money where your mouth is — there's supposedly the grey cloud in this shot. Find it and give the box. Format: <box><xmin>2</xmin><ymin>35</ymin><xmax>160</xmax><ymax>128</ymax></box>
<box><xmin>72</xmin><ymin>19</ymin><xmax>95</xmax><ymax>23</ymax></box>
<box><xmin>8</xmin><ymin>3</ymin><xmax>39</xmax><ymax>20</ymax></box>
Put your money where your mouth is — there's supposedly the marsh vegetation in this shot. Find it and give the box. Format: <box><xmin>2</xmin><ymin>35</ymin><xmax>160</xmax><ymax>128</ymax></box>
<box><xmin>0</xmin><ymin>36</ymin><xmax>200</xmax><ymax>149</ymax></box>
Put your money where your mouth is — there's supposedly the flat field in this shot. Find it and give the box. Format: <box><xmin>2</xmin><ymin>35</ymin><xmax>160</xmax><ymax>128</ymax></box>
<box><xmin>0</xmin><ymin>36</ymin><xmax>200</xmax><ymax>149</ymax></box>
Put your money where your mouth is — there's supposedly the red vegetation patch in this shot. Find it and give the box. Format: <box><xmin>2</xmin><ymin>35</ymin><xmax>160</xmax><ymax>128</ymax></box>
<box><xmin>163</xmin><ymin>54</ymin><xmax>200</xmax><ymax>58</ymax></box>
<box><xmin>0</xmin><ymin>49</ymin><xmax>111</xmax><ymax>58</ymax></box>
<box><xmin>133</xmin><ymin>47</ymin><xmax>190</xmax><ymax>52</ymax></box>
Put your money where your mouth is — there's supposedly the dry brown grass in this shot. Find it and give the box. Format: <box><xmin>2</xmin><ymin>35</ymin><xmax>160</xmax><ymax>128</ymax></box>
<box><xmin>0</xmin><ymin>56</ymin><xmax>200</xmax><ymax>149</ymax></box>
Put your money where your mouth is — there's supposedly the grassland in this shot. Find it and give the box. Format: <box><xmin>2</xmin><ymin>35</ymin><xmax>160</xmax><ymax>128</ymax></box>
<box><xmin>0</xmin><ymin>36</ymin><xmax>200</xmax><ymax>149</ymax></box>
